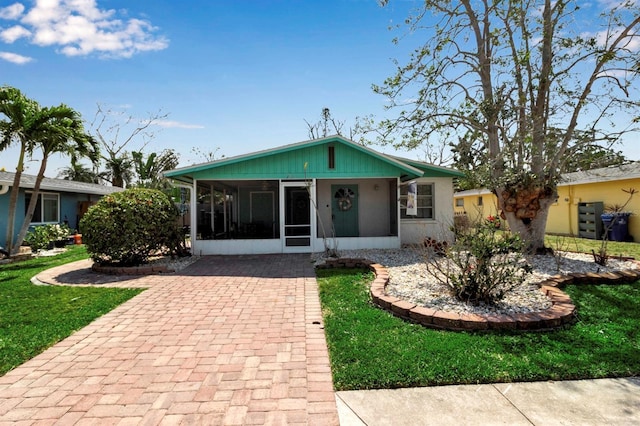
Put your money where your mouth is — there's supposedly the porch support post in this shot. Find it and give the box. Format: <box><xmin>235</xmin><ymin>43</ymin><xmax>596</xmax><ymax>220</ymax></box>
<box><xmin>310</xmin><ymin>178</ymin><xmax>318</xmax><ymax>246</ymax></box>
<box><xmin>190</xmin><ymin>179</ymin><xmax>197</xmax><ymax>250</ymax></box>
<box><xmin>210</xmin><ymin>183</ymin><xmax>215</xmax><ymax>236</ymax></box>
<box><xmin>222</xmin><ymin>187</ymin><xmax>227</xmax><ymax>234</ymax></box>
<box><xmin>396</xmin><ymin>177</ymin><xmax>401</xmax><ymax>242</ymax></box>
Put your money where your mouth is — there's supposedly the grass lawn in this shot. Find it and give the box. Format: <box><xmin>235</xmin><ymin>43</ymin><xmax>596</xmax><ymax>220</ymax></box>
<box><xmin>0</xmin><ymin>246</ymin><xmax>143</xmax><ymax>375</ymax></box>
<box><xmin>317</xmin><ymin>267</ymin><xmax>640</xmax><ymax>391</ymax></box>
<box><xmin>545</xmin><ymin>234</ymin><xmax>640</xmax><ymax>259</ymax></box>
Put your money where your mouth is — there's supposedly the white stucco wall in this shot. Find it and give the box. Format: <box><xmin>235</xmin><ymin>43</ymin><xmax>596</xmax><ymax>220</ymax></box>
<box><xmin>400</xmin><ymin>177</ymin><xmax>455</xmax><ymax>245</ymax></box>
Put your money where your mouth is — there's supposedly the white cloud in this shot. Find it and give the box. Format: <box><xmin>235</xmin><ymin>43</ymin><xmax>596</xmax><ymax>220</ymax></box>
<box><xmin>598</xmin><ymin>0</ymin><xmax>639</xmax><ymax>10</ymax></box>
<box><xmin>155</xmin><ymin>120</ymin><xmax>205</xmax><ymax>130</ymax></box>
<box><xmin>0</xmin><ymin>51</ymin><xmax>33</xmax><ymax>64</ymax></box>
<box><xmin>597</xmin><ymin>69</ymin><xmax>630</xmax><ymax>78</ymax></box>
<box><xmin>0</xmin><ymin>25</ymin><xmax>31</xmax><ymax>43</ymax></box>
<box><xmin>587</xmin><ymin>27</ymin><xmax>640</xmax><ymax>51</ymax></box>
<box><xmin>0</xmin><ymin>3</ymin><xmax>25</xmax><ymax>20</ymax></box>
<box><xmin>0</xmin><ymin>0</ymin><xmax>168</xmax><ymax>59</ymax></box>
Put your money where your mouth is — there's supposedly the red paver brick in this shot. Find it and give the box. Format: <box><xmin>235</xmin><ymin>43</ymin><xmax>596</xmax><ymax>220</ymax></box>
<box><xmin>432</xmin><ymin>311</ymin><xmax>462</xmax><ymax>329</ymax></box>
<box><xmin>409</xmin><ymin>306</ymin><xmax>436</xmax><ymax>324</ymax></box>
<box><xmin>459</xmin><ymin>313</ymin><xmax>489</xmax><ymax>330</ymax></box>
<box><xmin>0</xmin><ymin>255</ymin><xmax>339</xmax><ymax>424</ymax></box>
<box><xmin>390</xmin><ymin>300</ymin><xmax>417</xmax><ymax>318</ymax></box>
<box><xmin>486</xmin><ymin>314</ymin><xmax>517</xmax><ymax>330</ymax></box>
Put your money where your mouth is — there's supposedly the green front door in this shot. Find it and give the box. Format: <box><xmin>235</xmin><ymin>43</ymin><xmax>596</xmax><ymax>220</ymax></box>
<box><xmin>331</xmin><ymin>185</ymin><xmax>358</xmax><ymax>237</ymax></box>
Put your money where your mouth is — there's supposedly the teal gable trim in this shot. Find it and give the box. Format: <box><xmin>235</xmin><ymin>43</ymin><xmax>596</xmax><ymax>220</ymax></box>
<box><xmin>390</xmin><ymin>156</ymin><xmax>465</xmax><ymax>178</ymax></box>
<box><xmin>166</xmin><ymin>136</ymin><xmax>425</xmax><ymax>181</ymax></box>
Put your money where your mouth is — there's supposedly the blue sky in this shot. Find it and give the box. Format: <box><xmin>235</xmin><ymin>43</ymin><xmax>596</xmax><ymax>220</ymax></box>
<box><xmin>1</xmin><ymin>0</ymin><xmax>426</xmax><ymax>176</ymax></box>
<box><xmin>0</xmin><ymin>0</ymin><xmax>638</xmax><ymax>177</ymax></box>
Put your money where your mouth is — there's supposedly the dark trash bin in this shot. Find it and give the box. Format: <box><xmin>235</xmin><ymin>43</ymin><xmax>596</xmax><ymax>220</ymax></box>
<box><xmin>601</xmin><ymin>212</ymin><xmax>631</xmax><ymax>242</ymax></box>
<box><xmin>601</xmin><ymin>213</ymin><xmax>613</xmax><ymax>240</ymax></box>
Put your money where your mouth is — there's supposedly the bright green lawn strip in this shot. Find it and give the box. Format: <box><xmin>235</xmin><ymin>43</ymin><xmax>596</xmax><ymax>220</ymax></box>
<box><xmin>317</xmin><ymin>268</ymin><xmax>640</xmax><ymax>391</ymax></box>
<box><xmin>0</xmin><ymin>246</ymin><xmax>143</xmax><ymax>375</ymax></box>
<box><xmin>544</xmin><ymin>235</ymin><xmax>640</xmax><ymax>259</ymax></box>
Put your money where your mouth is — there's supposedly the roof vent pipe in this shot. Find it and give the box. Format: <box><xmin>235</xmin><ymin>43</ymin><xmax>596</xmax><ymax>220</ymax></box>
<box><xmin>0</xmin><ymin>185</ymin><xmax>8</xmax><ymax>195</ymax></box>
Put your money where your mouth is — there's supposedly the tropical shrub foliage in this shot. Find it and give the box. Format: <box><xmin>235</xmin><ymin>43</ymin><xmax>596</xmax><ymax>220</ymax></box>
<box><xmin>80</xmin><ymin>188</ymin><xmax>183</xmax><ymax>266</ymax></box>
<box><xmin>428</xmin><ymin>218</ymin><xmax>530</xmax><ymax>304</ymax></box>
<box><xmin>25</xmin><ymin>224</ymin><xmax>71</xmax><ymax>251</ymax></box>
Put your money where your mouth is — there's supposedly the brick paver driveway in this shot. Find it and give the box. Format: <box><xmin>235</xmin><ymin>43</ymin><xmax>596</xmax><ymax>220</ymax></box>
<box><xmin>0</xmin><ymin>255</ymin><xmax>338</xmax><ymax>425</ymax></box>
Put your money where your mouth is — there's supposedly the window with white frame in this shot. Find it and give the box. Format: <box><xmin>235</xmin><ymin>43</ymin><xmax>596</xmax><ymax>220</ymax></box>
<box><xmin>400</xmin><ymin>183</ymin><xmax>434</xmax><ymax>219</ymax></box>
<box><xmin>25</xmin><ymin>192</ymin><xmax>60</xmax><ymax>223</ymax></box>
<box><xmin>455</xmin><ymin>198</ymin><xmax>464</xmax><ymax>207</ymax></box>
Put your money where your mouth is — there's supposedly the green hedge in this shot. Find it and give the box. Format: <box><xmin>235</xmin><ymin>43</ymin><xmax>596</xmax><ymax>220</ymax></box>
<box><xmin>80</xmin><ymin>188</ymin><xmax>182</xmax><ymax>266</ymax></box>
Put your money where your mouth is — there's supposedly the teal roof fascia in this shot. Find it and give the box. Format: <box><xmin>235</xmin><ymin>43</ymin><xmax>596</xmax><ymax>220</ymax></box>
<box><xmin>164</xmin><ymin>136</ymin><xmax>425</xmax><ymax>180</ymax></box>
<box><xmin>390</xmin><ymin>155</ymin><xmax>465</xmax><ymax>178</ymax></box>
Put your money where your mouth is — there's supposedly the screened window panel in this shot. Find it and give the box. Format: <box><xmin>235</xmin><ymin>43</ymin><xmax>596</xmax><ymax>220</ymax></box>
<box><xmin>400</xmin><ymin>184</ymin><xmax>434</xmax><ymax>219</ymax></box>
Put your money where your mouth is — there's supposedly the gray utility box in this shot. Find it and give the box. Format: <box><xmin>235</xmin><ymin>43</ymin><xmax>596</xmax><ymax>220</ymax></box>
<box><xmin>578</xmin><ymin>202</ymin><xmax>604</xmax><ymax>240</ymax></box>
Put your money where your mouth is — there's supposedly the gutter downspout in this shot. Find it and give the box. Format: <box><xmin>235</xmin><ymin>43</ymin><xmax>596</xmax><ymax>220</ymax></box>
<box><xmin>0</xmin><ymin>185</ymin><xmax>8</xmax><ymax>195</ymax></box>
<box><xmin>568</xmin><ymin>185</ymin><xmax>575</xmax><ymax>236</ymax></box>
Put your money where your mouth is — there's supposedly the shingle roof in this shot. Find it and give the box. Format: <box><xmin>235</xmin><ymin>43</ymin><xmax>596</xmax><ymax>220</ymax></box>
<box><xmin>559</xmin><ymin>162</ymin><xmax>640</xmax><ymax>186</ymax></box>
<box><xmin>388</xmin><ymin>155</ymin><xmax>465</xmax><ymax>178</ymax></box>
<box><xmin>454</xmin><ymin>162</ymin><xmax>640</xmax><ymax>197</ymax></box>
<box><xmin>0</xmin><ymin>171</ymin><xmax>123</xmax><ymax>195</ymax></box>
<box><xmin>454</xmin><ymin>188</ymin><xmax>493</xmax><ymax>197</ymax></box>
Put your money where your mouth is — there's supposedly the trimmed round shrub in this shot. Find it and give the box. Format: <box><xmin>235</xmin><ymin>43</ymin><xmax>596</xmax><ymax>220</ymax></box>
<box><xmin>80</xmin><ymin>188</ymin><xmax>181</xmax><ymax>266</ymax></box>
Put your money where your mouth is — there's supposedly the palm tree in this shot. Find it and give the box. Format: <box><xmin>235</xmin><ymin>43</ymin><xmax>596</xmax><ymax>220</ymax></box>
<box><xmin>13</xmin><ymin>104</ymin><xmax>98</xmax><ymax>253</ymax></box>
<box><xmin>102</xmin><ymin>152</ymin><xmax>134</xmax><ymax>188</ymax></box>
<box><xmin>132</xmin><ymin>149</ymin><xmax>179</xmax><ymax>189</ymax></box>
<box><xmin>0</xmin><ymin>86</ymin><xmax>42</xmax><ymax>253</ymax></box>
<box><xmin>57</xmin><ymin>155</ymin><xmax>100</xmax><ymax>183</ymax></box>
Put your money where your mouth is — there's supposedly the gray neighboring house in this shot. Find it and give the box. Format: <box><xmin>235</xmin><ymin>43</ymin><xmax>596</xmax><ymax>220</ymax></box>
<box><xmin>0</xmin><ymin>171</ymin><xmax>122</xmax><ymax>248</ymax></box>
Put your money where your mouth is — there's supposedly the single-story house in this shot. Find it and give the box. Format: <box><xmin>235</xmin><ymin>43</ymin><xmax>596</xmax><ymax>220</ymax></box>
<box><xmin>164</xmin><ymin>136</ymin><xmax>464</xmax><ymax>255</ymax></box>
<box><xmin>0</xmin><ymin>171</ymin><xmax>123</xmax><ymax>247</ymax></box>
<box><xmin>453</xmin><ymin>162</ymin><xmax>640</xmax><ymax>240</ymax></box>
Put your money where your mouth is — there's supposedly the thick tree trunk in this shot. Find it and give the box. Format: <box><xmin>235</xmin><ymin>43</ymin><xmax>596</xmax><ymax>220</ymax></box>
<box><xmin>496</xmin><ymin>185</ymin><xmax>556</xmax><ymax>253</ymax></box>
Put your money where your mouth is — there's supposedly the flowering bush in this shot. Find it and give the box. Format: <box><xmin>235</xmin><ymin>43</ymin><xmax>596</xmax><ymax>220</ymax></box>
<box><xmin>48</xmin><ymin>224</ymin><xmax>70</xmax><ymax>240</ymax></box>
<box><xmin>486</xmin><ymin>215</ymin><xmax>501</xmax><ymax>229</ymax></box>
<box><xmin>25</xmin><ymin>224</ymin><xmax>71</xmax><ymax>251</ymax></box>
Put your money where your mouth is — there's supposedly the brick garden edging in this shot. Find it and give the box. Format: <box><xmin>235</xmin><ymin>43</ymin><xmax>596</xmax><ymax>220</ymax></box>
<box><xmin>91</xmin><ymin>263</ymin><xmax>174</xmax><ymax>275</ymax></box>
<box><xmin>316</xmin><ymin>258</ymin><xmax>640</xmax><ymax>331</ymax></box>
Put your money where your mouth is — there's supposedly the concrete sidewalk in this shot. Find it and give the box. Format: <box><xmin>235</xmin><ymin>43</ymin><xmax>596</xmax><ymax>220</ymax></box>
<box><xmin>335</xmin><ymin>376</ymin><xmax>640</xmax><ymax>425</ymax></box>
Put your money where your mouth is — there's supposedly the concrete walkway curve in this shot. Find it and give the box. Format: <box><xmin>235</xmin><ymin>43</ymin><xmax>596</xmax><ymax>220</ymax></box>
<box><xmin>0</xmin><ymin>255</ymin><xmax>339</xmax><ymax>425</ymax></box>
